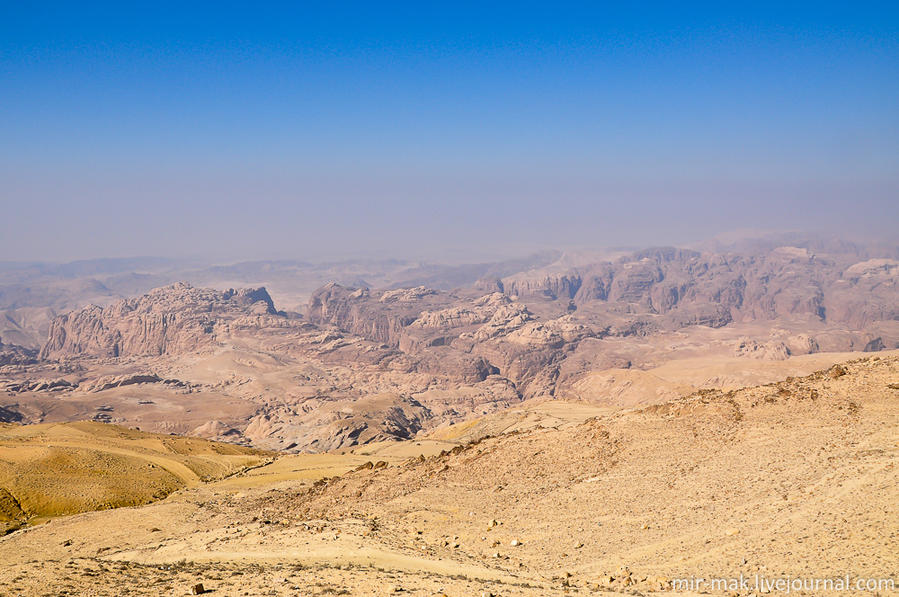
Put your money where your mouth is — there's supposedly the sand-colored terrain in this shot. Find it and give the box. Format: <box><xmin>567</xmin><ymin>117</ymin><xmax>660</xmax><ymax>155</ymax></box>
<box><xmin>0</xmin><ymin>354</ymin><xmax>895</xmax><ymax>595</ymax></box>
<box><xmin>559</xmin><ymin>351</ymin><xmax>871</xmax><ymax>407</ymax></box>
<box><xmin>0</xmin><ymin>422</ymin><xmax>269</xmax><ymax>532</ymax></box>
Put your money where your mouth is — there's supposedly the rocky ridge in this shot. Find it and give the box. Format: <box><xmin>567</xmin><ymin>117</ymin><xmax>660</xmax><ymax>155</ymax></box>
<box><xmin>4</xmin><ymin>245</ymin><xmax>897</xmax><ymax>453</ymax></box>
<box><xmin>40</xmin><ymin>283</ymin><xmax>278</xmax><ymax>360</ymax></box>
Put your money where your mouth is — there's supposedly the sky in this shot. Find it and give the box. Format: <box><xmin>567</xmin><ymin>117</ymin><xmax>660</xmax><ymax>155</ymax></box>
<box><xmin>1</xmin><ymin>2</ymin><xmax>898</xmax><ymax>263</ymax></box>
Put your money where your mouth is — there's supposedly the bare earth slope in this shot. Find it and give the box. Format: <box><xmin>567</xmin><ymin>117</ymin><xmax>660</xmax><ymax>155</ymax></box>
<box><xmin>0</xmin><ymin>354</ymin><xmax>895</xmax><ymax>595</ymax></box>
<box><xmin>0</xmin><ymin>422</ymin><xmax>269</xmax><ymax>533</ymax></box>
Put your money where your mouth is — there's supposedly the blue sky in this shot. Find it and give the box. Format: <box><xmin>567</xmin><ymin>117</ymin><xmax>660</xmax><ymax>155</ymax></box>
<box><xmin>1</xmin><ymin>2</ymin><xmax>897</xmax><ymax>261</ymax></box>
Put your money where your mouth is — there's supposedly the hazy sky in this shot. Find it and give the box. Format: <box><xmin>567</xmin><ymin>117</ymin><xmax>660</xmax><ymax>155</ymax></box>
<box><xmin>2</xmin><ymin>2</ymin><xmax>897</xmax><ymax>262</ymax></box>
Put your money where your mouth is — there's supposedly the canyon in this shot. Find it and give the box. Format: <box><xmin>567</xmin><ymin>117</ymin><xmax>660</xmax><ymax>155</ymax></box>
<box><xmin>1</xmin><ymin>241</ymin><xmax>896</xmax><ymax>453</ymax></box>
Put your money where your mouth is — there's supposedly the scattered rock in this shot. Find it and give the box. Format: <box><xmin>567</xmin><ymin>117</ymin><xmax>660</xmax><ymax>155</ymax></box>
<box><xmin>829</xmin><ymin>364</ymin><xmax>847</xmax><ymax>378</ymax></box>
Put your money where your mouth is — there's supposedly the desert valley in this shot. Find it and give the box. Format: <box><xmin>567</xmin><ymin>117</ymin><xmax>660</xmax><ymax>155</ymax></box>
<box><xmin>3</xmin><ymin>4</ymin><xmax>898</xmax><ymax>594</ymax></box>
<box><xmin>0</xmin><ymin>239</ymin><xmax>897</xmax><ymax>595</ymax></box>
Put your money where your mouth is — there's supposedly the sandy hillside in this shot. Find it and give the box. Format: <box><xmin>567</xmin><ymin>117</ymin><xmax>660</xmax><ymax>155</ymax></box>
<box><xmin>0</xmin><ymin>422</ymin><xmax>270</xmax><ymax>532</ymax></box>
<box><xmin>0</xmin><ymin>354</ymin><xmax>895</xmax><ymax>595</ymax></box>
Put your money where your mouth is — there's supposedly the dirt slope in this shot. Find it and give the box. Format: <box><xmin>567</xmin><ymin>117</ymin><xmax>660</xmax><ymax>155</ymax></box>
<box><xmin>0</xmin><ymin>421</ymin><xmax>269</xmax><ymax>531</ymax></box>
<box><xmin>0</xmin><ymin>355</ymin><xmax>895</xmax><ymax>595</ymax></box>
<box><xmin>281</xmin><ymin>354</ymin><xmax>898</xmax><ymax>592</ymax></box>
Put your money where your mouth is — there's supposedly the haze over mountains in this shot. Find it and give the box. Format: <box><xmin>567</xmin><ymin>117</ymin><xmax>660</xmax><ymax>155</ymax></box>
<box><xmin>2</xmin><ymin>234</ymin><xmax>897</xmax><ymax>453</ymax></box>
<box><xmin>0</xmin><ymin>251</ymin><xmax>565</xmax><ymax>350</ymax></box>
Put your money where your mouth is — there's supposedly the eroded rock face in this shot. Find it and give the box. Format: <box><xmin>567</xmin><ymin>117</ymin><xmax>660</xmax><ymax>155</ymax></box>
<box><xmin>0</xmin><ymin>337</ymin><xmax>38</xmax><ymax>366</ymax></box>
<box><xmin>409</xmin><ymin>292</ymin><xmax>510</xmax><ymax>329</ymax></box>
<box><xmin>307</xmin><ymin>282</ymin><xmax>448</xmax><ymax>347</ymax></box>
<box><xmin>40</xmin><ymin>283</ymin><xmax>278</xmax><ymax>360</ymax></box>
<box><xmin>299</xmin><ymin>246</ymin><xmax>899</xmax><ymax>402</ymax></box>
<box><xmin>504</xmin><ymin>247</ymin><xmax>898</xmax><ymax>330</ymax></box>
<box><xmin>243</xmin><ymin>393</ymin><xmax>433</xmax><ymax>452</ymax></box>
<box><xmin>26</xmin><ymin>282</ymin><xmax>529</xmax><ymax>451</ymax></box>
<box><xmin>502</xmin><ymin>272</ymin><xmax>583</xmax><ymax>300</ymax></box>
<box><xmin>17</xmin><ymin>243</ymin><xmax>898</xmax><ymax>454</ymax></box>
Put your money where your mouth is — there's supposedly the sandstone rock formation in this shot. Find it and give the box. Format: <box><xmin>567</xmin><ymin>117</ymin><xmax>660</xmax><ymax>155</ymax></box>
<box><xmin>0</xmin><ymin>336</ymin><xmax>37</xmax><ymax>366</ymax></box>
<box><xmin>40</xmin><ymin>283</ymin><xmax>278</xmax><ymax>360</ymax></box>
<box><xmin>5</xmin><ymin>244</ymin><xmax>895</xmax><ymax>453</ymax></box>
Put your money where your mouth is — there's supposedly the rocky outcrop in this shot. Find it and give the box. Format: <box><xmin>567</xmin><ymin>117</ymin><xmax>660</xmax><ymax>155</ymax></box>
<box><xmin>378</xmin><ymin>286</ymin><xmax>437</xmax><ymax>303</ymax></box>
<box><xmin>501</xmin><ymin>272</ymin><xmax>582</xmax><ymax>300</ymax></box>
<box><xmin>470</xmin><ymin>303</ymin><xmax>534</xmax><ymax>341</ymax></box>
<box><xmin>300</xmin><ymin>245</ymin><xmax>899</xmax><ymax>402</ymax></box>
<box><xmin>823</xmin><ymin>259</ymin><xmax>899</xmax><ymax>329</ymax></box>
<box><xmin>0</xmin><ymin>337</ymin><xmax>38</xmax><ymax>366</ymax></box>
<box><xmin>1</xmin><ymin>378</ymin><xmax>75</xmax><ymax>392</ymax></box>
<box><xmin>81</xmin><ymin>373</ymin><xmax>189</xmax><ymax>393</ymax></box>
<box><xmin>663</xmin><ymin>303</ymin><xmax>733</xmax><ymax>329</ymax></box>
<box><xmin>409</xmin><ymin>293</ymin><xmax>510</xmax><ymax>329</ymax></box>
<box><xmin>501</xmin><ymin>247</ymin><xmax>898</xmax><ymax>329</ymax></box>
<box><xmin>40</xmin><ymin>282</ymin><xmax>279</xmax><ymax>360</ymax></box>
<box><xmin>243</xmin><ymin>393</ymin><xmax>433</xmax><ymax>452</ymax></box>
<box><xmin>0</xmin><ymin>405</ymin><xmax>22</xmax><ymax>423</ymax></box>
<box><xmin>734</xmin><ymin>338</ymin><xmax>791</xmax><ymax>360</ymax></box>
<box><xmin>189</xmin><ymin>420</ymin><xmax>242</xmax><ymax>440</ymax></box>
<box><xmin>306</xmin><ymin>283</ymin><xmax>435</xmax><ymax>346</ymax></box>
